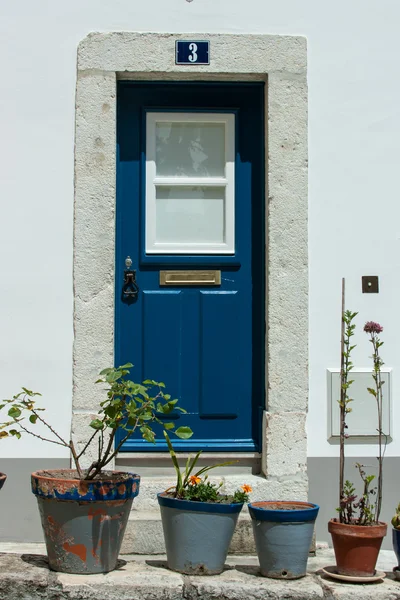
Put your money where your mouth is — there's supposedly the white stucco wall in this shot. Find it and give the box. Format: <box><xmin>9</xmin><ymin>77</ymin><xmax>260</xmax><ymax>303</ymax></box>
<box><xmin>0</xmin><ymin>0</ymin><xmax>399</xmax><ymax>459</ymax></box>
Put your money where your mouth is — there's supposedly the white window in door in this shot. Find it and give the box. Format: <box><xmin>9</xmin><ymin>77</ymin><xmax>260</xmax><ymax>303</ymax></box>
<box><xmin>145</xmin><ymin>112</ymin><xmax>235</xmax><ymax>254</ymax></box>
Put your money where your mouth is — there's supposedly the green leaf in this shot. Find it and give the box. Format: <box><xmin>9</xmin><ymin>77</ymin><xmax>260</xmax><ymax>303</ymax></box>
<box><xmin>127</xmin><ymin>401</ymin><xmax>137</xmax><ymax>414</ymax></box>
<box><xmin>89</xmin><ymin>419</ymin><xmax>104</xmax><ymax>430</ymax></box>
<box><xmin>164</xmin><ymin>431</ymin><xmax>182</xmax><ymax>493</ymax></box>
<box><xmin>8</xmin><ymin>406</ymin><xmax>21</xmax><ymax>419</ymax></box>
<box><xmin>106</xmin><ymin>371</ymin><xmax>120</xmax><ymax>383</ymax></box>
<box><xmin>182</xmin><ymin>450</ymin><xmax>202</xmax><ymax>487</ymax></box>
<box><xmin>174</xmin><ymin>426</ymin><xmax>193</xmax><ymax>440</ymax></box>
<box><xmin>164</xmin><ymin>422</ymin><xmax>175</xmax><ymax>430</ymax></box>
<box><xmin>119</xmin><ymin>363</ymin><xmax>133</xmax><ymax>369</ymax></box>
<box><xmin>9</xmin><ymin>429</ymin><xmax>21</xmax><ymax>439</ymax></box>
<box><xmin>29</xmin><ymin>414</ymin><xmax>38</xmax><ymax>424</ymax></box>
<box><xmin>141</xmin><ymin>411</ymin><xmax>153</xmax><ymax>421</ymax></box>
<box><xmin>367</xmin><ymin>387</ymin><xmax>377</xmax><ymax>397</ymax></box>
<box><xmin>140</xmin><ymin>426</ymin><xmax>155</xmax><ymax>443</ymax></box>
<box><xmin>99</xmin><ymin>368</ymin><xmax>113</xmax><ymax>376</ymax></box>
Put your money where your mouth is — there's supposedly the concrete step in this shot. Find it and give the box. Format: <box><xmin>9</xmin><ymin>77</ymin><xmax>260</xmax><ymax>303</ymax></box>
<box><xmin>120</xmin><ymin>510</ymin><xmax>254</xmax><ymax>555</ymax></box>
<box><xmin>0</xmin><ymin>547</ymin><xmax>396</xmax><ymax>600</ymax></box>
<box><xmin>121</xmin><ymin>472</ymin><xmax>311</xmax><ymax>554</ymax></box>
<box><xmin>121</xmin><ymin>471</ymin><xmax>312</xmax><ymax>555</ymax></box>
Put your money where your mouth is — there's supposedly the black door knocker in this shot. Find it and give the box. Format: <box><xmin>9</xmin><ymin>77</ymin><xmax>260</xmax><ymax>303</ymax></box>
<box><xmin>122</xmin><ymin>256</ymin><xmax>139</xmax><ymax>299</ymax></box>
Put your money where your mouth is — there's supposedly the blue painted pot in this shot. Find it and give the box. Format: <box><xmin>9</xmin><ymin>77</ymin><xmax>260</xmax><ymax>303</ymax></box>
<box><xmin>248</xmin><ymin>500</ymin><xmax>319</xmax><ymax>579</ymax></box>
<box><xmin>393</xmin><ymin>527</ymin><xmax>400</xmax><ymax>567</ymax></box>
<box><xmin>158</xmin><ymin>493</ymin><xmax>243</xmax><ymax>574</ymax></box>
<box><xmin>31</xmin><ymin>470</ymin><xmax>140</xmax><ymax>574</ymax></box>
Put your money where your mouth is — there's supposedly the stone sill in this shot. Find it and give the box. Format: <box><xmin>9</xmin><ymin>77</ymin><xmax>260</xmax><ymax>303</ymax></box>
<box><xmin>0</xmin><ymin>546</ymin><xmax>397</xmax><ymax>600</ymax></box>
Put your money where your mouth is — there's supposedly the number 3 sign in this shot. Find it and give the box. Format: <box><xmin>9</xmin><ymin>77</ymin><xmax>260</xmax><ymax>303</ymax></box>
<box><xmin>175</xmin><ymin>40</ymin><xmax>210</xmax><ymax>65</ymax></box>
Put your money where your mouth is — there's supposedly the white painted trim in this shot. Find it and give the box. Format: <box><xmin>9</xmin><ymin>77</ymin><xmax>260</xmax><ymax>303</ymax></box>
<box><xmin>145</xmin><ymin>111</ymin><xmax>235</xmax><ymax>254</ymax></box>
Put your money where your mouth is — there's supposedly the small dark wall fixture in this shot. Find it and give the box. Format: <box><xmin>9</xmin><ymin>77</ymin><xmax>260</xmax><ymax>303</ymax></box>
<box><xmin>362</xmin><ymin>276</ymin><xmax>379</xmax><ymax>293</ymax></box>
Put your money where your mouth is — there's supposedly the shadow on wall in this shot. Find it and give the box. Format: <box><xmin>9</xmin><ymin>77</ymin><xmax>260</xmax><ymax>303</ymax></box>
<box><xmin>308</xmin><ymin>457</ymin><xmax>398</xmax><ymax>551</ymax></box>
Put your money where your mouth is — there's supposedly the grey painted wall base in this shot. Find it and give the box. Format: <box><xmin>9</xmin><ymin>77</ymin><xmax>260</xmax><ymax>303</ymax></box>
<box><xmin>1</xmin><ymin>457</ymin><xmax>397</xmax><ymax>553</ymax></box>
<box><xmin>308</xmin><ymin>457</ymin><xmax>398</xmax><ymax>551</ymax></box>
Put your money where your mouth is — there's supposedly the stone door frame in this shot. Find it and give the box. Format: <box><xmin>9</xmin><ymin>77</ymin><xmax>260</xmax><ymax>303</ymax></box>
<box><xmin>73</xmin><ymin>32</ymin><xmax>308</xmax><ymax>497</ymax></box>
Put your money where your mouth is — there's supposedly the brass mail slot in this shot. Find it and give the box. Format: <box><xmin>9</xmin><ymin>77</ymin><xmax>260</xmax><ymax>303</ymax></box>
<box><xmin>160</xmin><ymin>270</ymin><xmax>221</xmax><ymax>286</ymax></box>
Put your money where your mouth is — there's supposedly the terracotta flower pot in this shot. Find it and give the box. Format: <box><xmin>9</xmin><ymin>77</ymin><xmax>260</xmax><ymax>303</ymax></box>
<box><xmin>328</xmin><ymin>518</ymin><xmax>387</xmax><ymax>577</ymax></box>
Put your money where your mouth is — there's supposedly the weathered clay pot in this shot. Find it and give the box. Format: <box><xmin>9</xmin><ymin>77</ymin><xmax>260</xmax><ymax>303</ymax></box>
<box><xmin>0</xmin><ymin>473</ymin><xmax>7</xmax><ymax>491</ymax></box>
<box><xmin>249</xmin><ymin>501</ymin><xmax>319</xmax><ymax>579</ymax></box>
<box><xmin>31</xmin><ymin>469</ymin><xmax>140</xmax><ymax>574</ymax></box>
<box><xmin>158</xmin><ymin>493</ymin><xmax>243</xmax><ymax>575</ymax></box>
<box><xmin>328</xmin><ymin>518</ymin><xmax>387</xmax><ymax>577</ymax></box>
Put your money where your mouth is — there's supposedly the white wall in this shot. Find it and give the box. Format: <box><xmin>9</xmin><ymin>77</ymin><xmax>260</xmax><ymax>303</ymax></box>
<box><xmin>0</xmin><ymin>0</ymin><xmax>399</xmax><ymax>458</ymax></box>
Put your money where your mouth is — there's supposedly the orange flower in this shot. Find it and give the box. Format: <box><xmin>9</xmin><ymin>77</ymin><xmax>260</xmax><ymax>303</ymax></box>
<box><xmin>189</xmin><ymin>475</ymin><xmax>201</xmax><ymax>485</ymax></box>
<box><xmin>241</xmin><ymin>484</ymin><xmax>252</xmax><ymax>493</ymax></box>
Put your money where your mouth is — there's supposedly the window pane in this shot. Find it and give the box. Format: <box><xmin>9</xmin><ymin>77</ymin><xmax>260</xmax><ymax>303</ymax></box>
<box><xmin>156</xmin><ymin>187</ymin><xmax>225</xmax><ymax>244</ymax></box>
<box><xmin>156</xmin><ymin>122</ymin><xmax>225</xmax><ymax>177</ymax></box>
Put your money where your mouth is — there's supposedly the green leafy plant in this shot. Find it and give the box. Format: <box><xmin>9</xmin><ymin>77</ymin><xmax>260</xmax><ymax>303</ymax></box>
<box><xmin>337</xmin><ymin>279</ymin><xmax>386</xmax><ymax>525</ymax></box>
<box><xmin>0</xmin><ymin>364</ymin><xmax>192</xmax><ymax>481</ymax></box>
<box><xmin>163</xmin><ymin>431</ymin><xmax>252</xmax><ymax>504</ymax></box>
<box><xmin>339</xmin><ymin>465</ymin><xmax>376</xmax><ymax>526</ymax></box>
<box><xmin>338</xmin><ymin>306</ymin><xmax>358</xmax><ymax>517</ymax></box>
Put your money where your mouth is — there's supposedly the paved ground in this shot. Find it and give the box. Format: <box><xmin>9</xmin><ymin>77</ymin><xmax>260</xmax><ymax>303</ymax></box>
<box><xmin>0</xmin><ymin>543</ymin><xmax>399</xmax><ymax>599</ymax></box>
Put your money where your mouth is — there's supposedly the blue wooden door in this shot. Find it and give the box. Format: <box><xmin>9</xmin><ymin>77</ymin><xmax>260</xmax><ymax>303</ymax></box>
<box><xmin>116</xmin><ymin>82</ymin><xmax>264</xmax><ymax>452</ymax></box>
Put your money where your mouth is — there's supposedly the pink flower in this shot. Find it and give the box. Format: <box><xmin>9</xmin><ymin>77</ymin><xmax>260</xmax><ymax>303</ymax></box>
<box><xmin>364</xmin><ymin>321</ymin><xmax>383</xmax><ymax>334</ymax></box>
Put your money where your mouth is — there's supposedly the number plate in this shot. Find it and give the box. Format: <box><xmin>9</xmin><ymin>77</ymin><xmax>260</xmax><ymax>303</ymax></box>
<box><xmin>175</xmin><ymin>40</ymin><xmax>210</xmax><ymax>65</ymax></box>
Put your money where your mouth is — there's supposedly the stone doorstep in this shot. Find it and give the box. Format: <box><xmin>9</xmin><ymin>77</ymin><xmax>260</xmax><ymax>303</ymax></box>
<box><xmin>122</xmin><ymin>510</ymin><xmax>317</xmax><ymax>555</ymax></box>
<box><xmin>121</xmin><ymin>472</ymin><xmax>310</xmax><ymax>554</ymax></box>
<box><xmin>121</xmin><ymin>510</ymin><xmax>255</xmax><ymax>555</ymax></box>
<box><xmin>0</xmin><ymin>548</ymin><xmax>398</xmax><ymax>600</ymax></box>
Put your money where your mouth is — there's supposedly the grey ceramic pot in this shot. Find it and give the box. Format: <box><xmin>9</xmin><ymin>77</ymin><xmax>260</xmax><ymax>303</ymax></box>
<box><xmin>158</xmin><ymin>493</ymin><xmax>243</xmax><ymax>575</ymax></box>
<box><xmin>31</xmin><ymin>470</ymin><xmax>140</xmax><ymax>574</ymax></box>
<box><xmin>248</xmin><ymin>500</ymin><xmax>319</xmax><ymax>579</ymax></box>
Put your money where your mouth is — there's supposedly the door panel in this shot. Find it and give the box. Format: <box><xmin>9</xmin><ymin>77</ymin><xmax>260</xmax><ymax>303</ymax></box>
<box><xmin>199</xmin><ymin>291</ymin><xmax>240</xmax><ymax>418</ymax></box>
<box><xmin>116</xmin><ymin>82</ymin><xmax>264</xmax><ymax>452</ymax></box>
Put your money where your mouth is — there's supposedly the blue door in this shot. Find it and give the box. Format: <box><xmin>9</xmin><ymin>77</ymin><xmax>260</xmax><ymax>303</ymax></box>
<box><xmin>116</xmin><ymin>82</ymin><xmax>264</xmax><ymax>452</ymax></box>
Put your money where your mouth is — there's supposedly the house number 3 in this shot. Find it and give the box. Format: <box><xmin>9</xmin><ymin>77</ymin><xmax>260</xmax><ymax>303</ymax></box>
<box><xmin>188</xmin><ymin>43</ymin><xmax>198</xmax><ymax>63</ymax></box>
<box><xmin>175</xmin><ymin>41</ymin><xmax>209</xmax><ymax>65</ymax></box>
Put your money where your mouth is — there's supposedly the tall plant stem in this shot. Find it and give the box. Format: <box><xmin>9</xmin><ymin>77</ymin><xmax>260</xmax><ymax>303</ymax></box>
<box><xmin>374</xmin><ymin>337</ymin><xmax>383</xmax><ymax>522</ymax></box>
<box><xmin>339</xmin><ymin>278</ymin><xmax>346</xmax><ymax>520</ymax></box>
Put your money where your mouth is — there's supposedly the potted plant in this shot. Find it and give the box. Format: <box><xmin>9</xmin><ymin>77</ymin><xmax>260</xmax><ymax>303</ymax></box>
<box><xmin>247</xmin><ymin>500</ymin><xmax>319</xmax><ymax>579</ymax></box>
<box><xmin>391</xmin><ymin>504</ymin><xmax>400</xmax><ymax>576</ymax></box>
<box><xmin>158</xmin><ymin>432</ymin><xmax>252</xmax><ymax>575</ymax></box>
<box><xmin>328</xmin><ymin>280</ymin><xmax>387</xmax><ymax>578</ymax></box>
<box><xmin>0</xmin><ymin>364</ymin><xmax>192</xmax><ymax>574</ymax></box>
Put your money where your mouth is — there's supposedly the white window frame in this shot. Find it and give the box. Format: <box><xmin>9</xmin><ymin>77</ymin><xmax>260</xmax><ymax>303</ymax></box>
<box><xmin>145</xmin><ymin>112</ymin><xmax>235</xmax><ymax>254</ymax></box>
